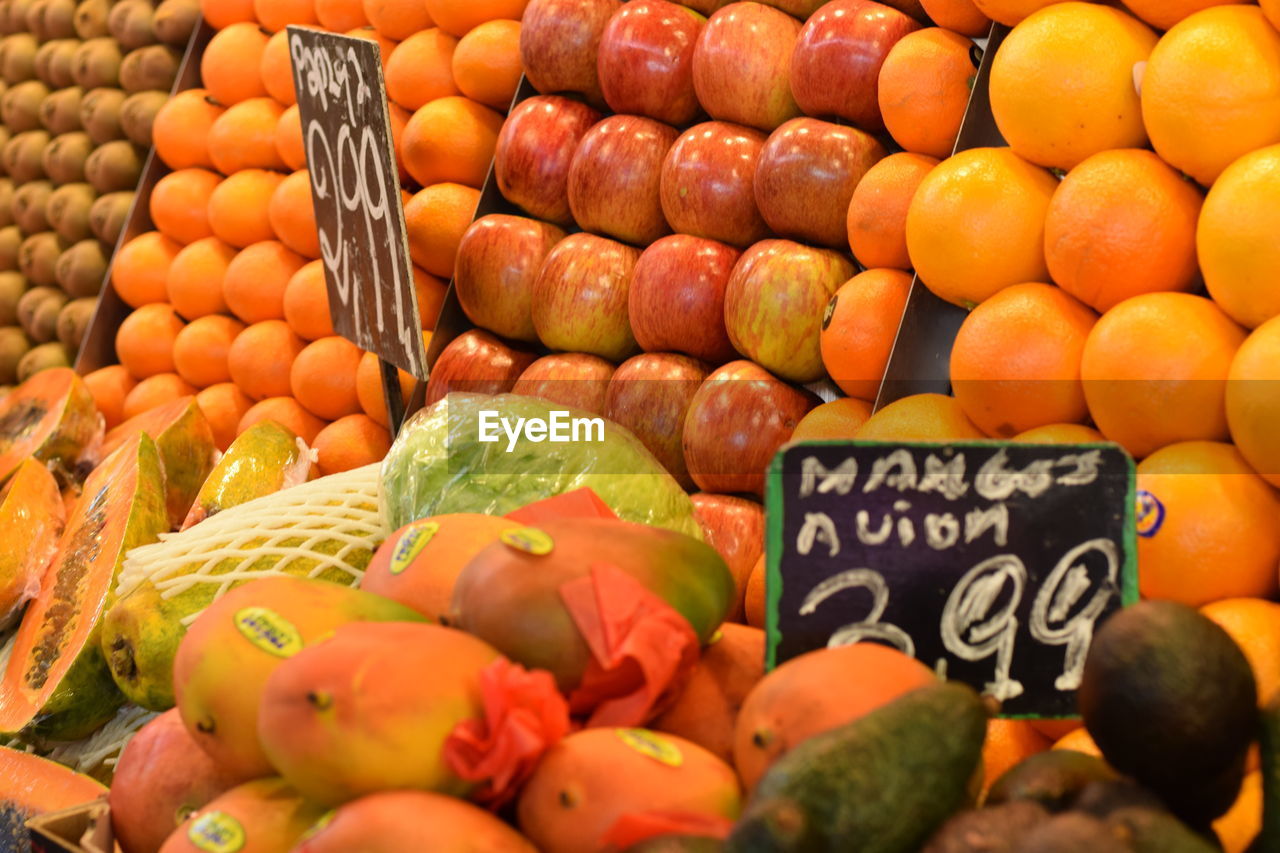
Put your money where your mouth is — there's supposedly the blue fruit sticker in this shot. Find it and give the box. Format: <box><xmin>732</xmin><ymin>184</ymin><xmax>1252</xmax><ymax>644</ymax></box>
<box><xmin>187</xmin><ymin>811</ymin><xmax>246</xmax><ymax>853</ymax></box>
<box><xmin>390</xmin><ymin>521</ymin><xmax>440</xmax><ymax>575</ymax></box>
<box><xmin>234</xmin><ymin>607</ymin><xmax>303</xmax><ymax>658</ymax></box>
<box><xmin>1136</xmin><ymin>490</ymin><xmax>1165</xmax><ymax>538</ymax></box>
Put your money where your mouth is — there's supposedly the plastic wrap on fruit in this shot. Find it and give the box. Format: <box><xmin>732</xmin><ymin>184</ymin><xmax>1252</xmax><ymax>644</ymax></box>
<box><xmin>380</xmin><ymin>393</ymin><xmax>703</xmax><ymax>539</ymax></box>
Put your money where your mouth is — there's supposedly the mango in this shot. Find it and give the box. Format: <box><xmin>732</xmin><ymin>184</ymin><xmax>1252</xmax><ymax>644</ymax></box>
<box><xmin>158</xmin><ymin>778</ymin><xmax>324</xmax><ymax>853</ymax></box>
<box><xmin>180</xmin><ymin>421</ymin><xmax>309</xmax><ymax>531</ymax></box>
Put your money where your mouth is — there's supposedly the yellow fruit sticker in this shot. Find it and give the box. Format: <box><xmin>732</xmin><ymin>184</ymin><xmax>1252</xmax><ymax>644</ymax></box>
<box><xmin>709</xmin><ymin>628</ymin><xmax>724</xmax><ymax>645</ymax></box>
<box><xmin>234</xmin><ymin>607</ymin><xmax>303</xmax><ymax>658</ymax></box>
<box><xmin>299</xmin><ymin>810</ymin><xmax>337</xmax><ymax>843</ymax></box>
<box><xmin>616</xmin><ymin>729</ymin><xmax>683</xmax><ymax>767</ymax></box>
<box><xmin>500</xmin><ymin>526</ymin><xmax>554</xmax><ymax>556</ymax></box>
<box><xmin>390</xmin><ymin>521</ymin><xmax>440</xmax><ymax>575</ymax></box>
<box><xmin>187</xmin><ymin>811</ymin><xmax>246</xmax><ymax>853</ymax></box>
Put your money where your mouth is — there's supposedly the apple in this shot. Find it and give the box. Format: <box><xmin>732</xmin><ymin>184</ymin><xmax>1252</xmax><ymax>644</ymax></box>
<box><xmin>660</xmin><ymin>121</ymin><xmax>771</xmax><ymax>249</ymax></box>
<box><xmin>425</xmin><ymin>329</ymin><xmax>539</xmax><ymax>407</ymax></box>
<box><xmin>604</xmin><ymin>352</ymin><xmax>710</xmax><ymax>489</ymax></box>
<box><xmin>629</xmin><ymin>234</ymin><xmax>740</xmax><ymax>364</ymax></box>
<box><xmin>567</xmin><ymin>114</ymin><xmax>679</xmax><ymax>247</ymax></box>
<box><xmin>691</xmin><ymin>2</ymin><xmax>803</xmax><ymax>133</ymax></box>
<box><xmin>494</xmin><ymin>96</ymin><xmax>603</xmax><ymax>227</ymax></box>
<box><xmin>682</xmin><ymin>359</ymin><xmax>818</xmax><ymax>496</ymax></box>
<box><xmin>754</xmin><ymin>117</ymin><xmax>887</xmax><ymax>248</ymax></box>
<box><xmin>723</xmin><ymin>239</ymin><xmax>856</xmax><ymax>382</ymax></box>
<box><xmin>520</xmin><ymin>0</ymin><xmax>622</xmax><ymax>107</ymax></box>
<box><xmin>691</xmin><ymin>492</ymin><xmax>764</xmax><ymax>608</ymax></box>
<box><xmin>454</xmin><ymin>214</ymin><xmax>567</xmax><ymax>343</ymax></box>
<box><xmin>597</xmin><ymin>0</ymin><xmax>707</xmax><ymax>126</ymax></box>
<box><xmin>512</xmin><ymin>353</ymin><xmax>616</xmax><ymax>415</ymax></box>
<box><xmin>532</xmin><ymin>233</ymin><xmax>642</xmax><ymax>361</ymax></box>
<box><xmin>789</xmin><ymin>0</ymin><xmax>921</xmax><ymax>132</ymax></box>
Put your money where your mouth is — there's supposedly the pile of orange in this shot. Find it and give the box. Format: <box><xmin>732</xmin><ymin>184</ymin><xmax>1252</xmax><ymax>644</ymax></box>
<box><xmin>83</xmin><ymin>0</ymin><xmax>529</xmax><ymax>475</ymax></box>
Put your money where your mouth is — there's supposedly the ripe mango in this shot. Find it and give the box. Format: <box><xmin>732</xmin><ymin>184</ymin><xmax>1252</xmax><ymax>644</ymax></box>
<box><xmin>157</xmin><ymin>778</ymin><xmax>324</xmax><ymax>853</ymax></box>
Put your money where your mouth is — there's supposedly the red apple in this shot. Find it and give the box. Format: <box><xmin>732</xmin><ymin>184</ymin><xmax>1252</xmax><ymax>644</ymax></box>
<box><xmin>494</xmin><ymin>96</ymin><xmax>603</xmax><ymax>227</ymax></box>
<box><xmin>454</xmin><ymin>214</ymin><xmax>567</xmax><ymax>343</ymax></box>
<box><xmin>754</xmin><ymin>117</ymin><xmax>887</xmax><ymax>248</ymax></box>
<box><xmin>532</xmin><ymin>233</ymin><xmax>641</xmax><ymax>361</ymax></box>
<box><xmin>629</xmin><ymin>234</ymin><xmax>740</xmax><ymax>364</ymax></box>
<box><xmin>512</xmin><ymin>353</ymin><xmax>616</xmax><ymax>415</ymax></box>
<box><xmin>682</xmin><ymin>359</ymin><xmax>818</xmax><ymax>496</ymax></box>
<box><xmin>789</xmin><ymin>0</ymin><xmax>921</xmax><ymax>132</ymax></box>
<box><xmin>425</xmin><ymin>329</ymin><xmax>539</xmax><ymax>406</ymax></box>
<box><xmin>567</xmin><ymin>115</ymin><xmax>679</xmax><ymax>247</ymax></box>
<box><xmin>604</xmin><ymin>352</ymin><xmax>710</xmax><ymax>489</ymax></box>
<box><xmin>723</xmin><ymin>239</ymin><xmax>856</xmax><ymax>382</ymax></box>
<box><xmin>520</xmin><ymin>0</ymin><xmax>622</xmax><ymax>107</ymax></box>
<box><xmin>597</xmin><ymin>0</ymin><xmax>707</xmax><ymax>126</ymax></box>
<box><xmin>691</xmin><ymin>492</ymin><xmax>764</xmax><ymax>607</ymax></box>
<box><xmin>691</xmin><ymin>2</ymin><xmax>803</xmax><ymax>133</ymax></box>
<box><xmin>660</xmin><ymin>121</ymin><xmax>771</xmax><ymax>249</ymax></box>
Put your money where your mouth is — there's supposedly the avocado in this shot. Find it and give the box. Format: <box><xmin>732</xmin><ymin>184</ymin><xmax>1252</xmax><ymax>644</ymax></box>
<box><xmin>1071</xmin><ymin>780</ymin><xmax>1166</xmax><ymax>819</ymax></box>
<box><xmin>986</xmin><ymin>750</ymin><xmax>1118</xmax><ymax>813</ymax></box>
<box><xmin>624</xmin><ymin>836</ymin><xmax>726</xmax><ymax>853</ymax></box>
<box><xmin>921</xmin><ymin>801</ymin><xmax>1049</xmax><ymax>852</ymax></box>
<box><xmin>1258</xmin><ymin>694</ymin><xmax>1280</xmax><ymax>853</ymax></box>
<box><xmin>726</xmin><ymin>682</ymin><xmax>987</xmax><ymax>853</ymax></box>
<box><xmin>1079</xmin><ymin>601</ymin><xmax>1256</xmax><ymax>827</ymax></box>
<box><xmin>1015</xmin><ymin>813</ymin><xmax>1130</xmax><ymax>853</ymax></box>
<box><xmin>1104</xmin><ymin>807</ymin><xmax>1219</xmax><ymax>853</ymax></box>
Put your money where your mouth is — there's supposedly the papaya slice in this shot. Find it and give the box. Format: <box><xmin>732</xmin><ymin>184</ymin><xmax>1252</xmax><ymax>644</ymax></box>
<box><xmin>101</xmin><ymin>396</ymin><xmax>219</xmax><ymax>530</ymax></box>
<box><xmin>0</xmin><ymin>368</ymin><xmax>101</xmax><ymax>485</ymax></box>
<box><xmin>180</xmin><ymin>421</ymin><xmax>311</xmax><ymax>531</ymax></box>
<box><xmin>0</xmin><ymin>433</ymin><xmax>169</xmax><ymax>740</ymax></box>
<box><xmin>0</xmin><ymin>745</ymin><xmax>106</xmax><ymax>814</ymax></box>
<box><xmin>0</xmin><ymin>459</ymin><xmax>65</xmax><ymax>629</ymax></box>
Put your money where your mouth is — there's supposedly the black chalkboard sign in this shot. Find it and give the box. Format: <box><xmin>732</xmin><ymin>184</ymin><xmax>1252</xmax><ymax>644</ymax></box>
<box><xmin>764</xmin><ymin>441</ymin><xmax>1137</xmax><ymax>717</ymax></box>
<box><xmin>288</xmin><ymin>27</ymin><xmax>427</xmax><ymax>380</ymax></box>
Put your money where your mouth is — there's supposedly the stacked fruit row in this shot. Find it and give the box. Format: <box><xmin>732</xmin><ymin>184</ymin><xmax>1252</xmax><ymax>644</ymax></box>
<box><xmin>0</xmin><ymin>0</ymin><xmax>197</xmax><ymax>388</ymax></box>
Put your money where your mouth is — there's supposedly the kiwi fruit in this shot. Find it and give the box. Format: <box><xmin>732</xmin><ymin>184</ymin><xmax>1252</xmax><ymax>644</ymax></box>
<box><xmin>0</xmin><ymin>33</ymin><xmax>37</xmax><ymax>84</ymax></box>
<box><xmin>0</xmin><ymin>178</ymin><xmax>12</xmax><ymax>229</ymax></box>
<box><xmin>40</xmin><ymin>0</ymin><xmax>74</xmax><ymax>39</ymax></box>
<box><xmin>89</xmin><ymin>190</ymin><xmax>132</xmax><ymax>244</ymax></box>
<box><xmin>16</xmin><ymin>284</ymin><xmax>64</xmax><ymax>341</ymax></box>
<box><xmin>55</xmin><ymin>238</ymin><xmax>105</xmax><ymax>297</ymax></box>
<box><xmin>108</xmin><ymin>0</ymin><xmax>157</xmax><ymax>51</ymax></box>
<box><xmin>55</xmin><ymin>296</ymin><xmax>94</xmax><ymax>353</ymax></box>
<box><xmin>38</xmin><ymin>84</ymin><xmax>82</xmax><ymax>134</ymax></box>
<box><xmin>11</xmin><ymin>179</ymin><xmax>50</xmax><ymax>233</ymax></box>
<box><xmin>1</xmin><ymin>78</ymin><xmax>48</xmax><ymax>132</ymax></box>
<box><xmin>79</xmin><ymin>86</ymin><xmax>126</xmax><ymax>144</ymax></box>
<box><xmin>85</xmin><ymin>140</ymin><xmax>144</xmax><ymax>193</ymax></box>
<box><xmin>44</xmin><ymin>181</ymin><xmax>94</xmax><ymax>242</ymax></box>
<box><xmin>0</xmin><ymin>270</ymin><xmax>25</xmax><ymax>325</ymax></box>
<box><xmin>72</xmin><ymin>37</ymin><xmax>122</xmax><ymax>89</ymax></box>
<box><xmin>73</xmin><ymin>0</ymin><xmax>109</xmax><ymax>39</ymax></box>
<box><xmin>2</xmin><ymin>129</ymin><xmax>48</xmax><ymax>183</ymax></box>
<box><xmin>0</xmin><ymin>325</ymin><xmax>31</xmax><ymax>384</ymax></box>
<box><xmin>17</xmin><ymin>340</ymin><xmax>69</xmax><ymax>381</ymax></box>
<box><xmin>0</xmin><ymin>225</ymin><xmax>20</xmax><ymax>270</ymax></box>
<box><xmin>120</xmin><ymin>90</ymin><xmax>167</xmax><ymax>147</ymax></box>
<box><xmin>18</xmin><ymin>232</ymin><xmax>67</xmax><ymax>287</ymax></box>
<box><xmin>154</xmin><ymin>0</ymin><xmax>200</xmax><ymax>47</ymax></box>
<box><xmin>34</xmin><ymin>38</ymin><xmax>77</xmax><ymax>88</ymax></box>
<box><xmin>120</xmin><ymin>44</ymin><xmax>181</xmax><ymax>94</ymax></box>
<box><xmin>41</xmin><ymin>130</ymin><xmax>92</xmax><ymax>185</ymax></box>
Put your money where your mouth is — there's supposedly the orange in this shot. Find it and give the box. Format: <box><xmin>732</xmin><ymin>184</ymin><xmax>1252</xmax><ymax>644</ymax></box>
<box><xmin>116</xmin><ymin>303</ymin><xmax>186</xmax><ymax>379</ymax></box>
<box><xmin>1267</xmin><ymin>0</ymin><xmax>1280</xmax><ymax>32</ymax></box>
<box><xmin>209</xmin><ymin>98</ymin><xmax>287</xmax><ymax>175</ymax></box>
<box><xmin>918</xmin><ymin>0</ymin><xmax>991</xmax><ymax>36</ymax></box>
<box><xmin>121</xmin><ymin>374</ymin><xmax>197</xmax><ymax>421</ymax></box>
<box><xmin>403</xmin><ymin>182</ymin><xmax>481</xmax><ymax>278</ymax></box>
<box><xmin>452</xmin><ymin>20</ymin><xmax>521</xmax><ymax>111</ymax></box>
<box><xmin>344</xmin><ymin>26</ymin><xmax>398</xmax><ymax>67</ymax></box>
<box><xmin>149</xmin><ymin>169</ymin><xmax>221</xmax><ymax>246</ymax></box>
<box><xmin>1052</xmin><ymin>726</ymin><xmax>1102</xmax><ymax>758</ymax></box>
<box><xmin>356</xmin><ymin>349</ymin><xmax>415</xmax><ymax>428</ymax></box>
<box><xmin>1136</xmin><ymin>441</ymin><xmax>1280</xmax><ymax>605</ymax></box>
<box><xmin>260</xmin><ymin>28</ymin><xmax>301</xmax><ymax>106</ymax></box>
<box><xmin>237</xmin><ymin>396</ymin><xmax>327</xmax><ymax>444</ymax></box>
<box><xmin>950</xmin><ymin>282</ymin><xmax>1098</xmax><ymax>438</ymax></box>
<box><xmin>201</xmin><ymin>22</ymin><xmax>269</xmax><ymax>106</ymax></box>
<box><xmin>83</xmin><ymin>365</ymin><xmax>137</xmax><ymax>430</ymax></box>
<box><xmin>905</xmin><ymin>147</ymin><xmax>1057</xmax><ymax>308</ymax></box>
<box><xmin>846</xmin><ymin>152</ymin><xmax>938</xmax><ymax>270</ymax></box>
<box><xmin>1202</xmin><ymin>598</ymin><xmax>1280</xmax><ymax>705</ymax></box>
<box><xmin>1121</xmin><ymin>0</ymin><xmax>1248</xmax><ymax>31</ymax></box>
<box><xmin>1080</xmin><ymin>293</ymin><xmax>1246</xmax><ymax>459</ymax></box>
<box><xmin>275</xmin><ymin>105</ymin><xmax>306</xmax><ymax>171</ymax></box>
<box><xmin>423</xmin><ymin>0</ymin><xmax>526</xmax><ymax>37</ymax></box>
<box><xmin>990</xmin><ymin>4</ymin><xmax>1156</xmax><ymax>170</ymax></box>
<box><xmin>878</xmin><ymin>28</ymin><xmax>977</xmax><ymax>160</ymax></box>
<box><xmin>268</xmin><ymin>171</ymin><xmax>321</xmax><ymax>259</ymax></box>
<box><xmin>153</xmin><ymin>89</ymin><xmax>226</xmax><ymax>172</ymax></box>
<box><xmin>1013</xmin><ymin>423</ymin><xmax>1106</xmax><ymax>444</ymax></box>
<box><xmin>312</xmin><ymin>414</ymin><xmax>392</xmax><ymax>475</ymax></box>
<box><xmin>227</xmin><ymin>320</ymin><xmax>307</xmax><ymax>401</ymax></box>
<box><xmin>983</xmin><ymin>720</ymin><xmax>1052</xmax><ymax>791</ymax></box>
<box><xmin>201</xmin><ymin>0</ymin><xmax>257</xmax><ymax>30</ymax></box>
<box><xmin>112</xmin><ymin>232</ymin><xmax>183</xmax><ymax>308</ymax></box>
<box><xmin>1228</xmin><ymin>317</ymin><xmax>1280</xmax><ymax>487</ymax></box>
<box><xmin>1215</xmin><ymin>771</ymin><xmax>1263</xmax><ymax>853</ymax></box>
<box><xmin>316</xmin><ymin>0</ymin><xmax>369</xmax><ymax>30</ymax></box>
<box><xmin>290</xmin><ymin>335</ymin><xmax>364</xmax><ymax>420</ymax></box>
<box><xmin>819</xmin><ymin>269</ymin><xmax>912</xmax><ymax>402</ymax></box>
<box><xmin>415</xmin><ymin>266</ymin><xmax>447</xmax><ymax>329</ymax></box>
<box><xmin>167</xmin><ymin>237</ymin><xmax>236</xmax><ymax>320</ymax></box>
<box><xmin>1142</xmin><ymin>6</ymin><xmax>1280</xmax><ymax>186</ymax></box>
<box><xmin>855</xmin><ymin>393</ymin><xmax>986</xmax><ymax>441</ymax></box>
<box><xmin>172</xmin><ymin>315</ymin><xmax>247</xmax><ymax>389</ymax></box>
<box><xmin>223</xmin><ymin>241</ymin><xmax>308</xmax><ymax>324</ymax></box>
<box><xmin>971</xmin><ymin>0</ymin><xmax>1067</xmax><ymax>26</ymax></box>
<box><xmin>364</xmin><ymin>0</ymin><xmax>433</xmax><ymax>40</ymax></box>
<box><xmin>197</xmin><ymin>382</ymin><xmax>254</xmax><ymax>452</ymax></box>
<box><xmin>744</xmin><ymin>554</ymin><xmax>765</xmax><ymax>629</ymax></box>
<box><xmin>1029</xmin><ymin>717</ymin><xmax>1082</xmax><ymax>741</ymax></box>
<box><xmin>1046</xmin><ymin>149</ymin><xmax>1203</xmax><ymax>313</ymax></box>
<box><xmin>389</xmin><ymin>103</ymin><xmax>412</xmax><ymax>184</ymax></box>
<box><xmin>401</xmin><ymin>96</ymin><xmax>503</xmax><ymax>188</ymax></box>
<box><xmin>1198</xmin><ymin>144</ymin><xmax>1280</xmax><ymax>329</ymax></box>
<box><xmin>789</xmin><ymin>397</ymin><xmax>874</xmax><ymax>442</ymax></box>
<box><xmin>207</xmin><ymin>169</ymin><xmax>286</xmax><ymax>248</ymax></box>
<box><xmin>283</xmin><ymin>260</ymin><xmax>335</xmax><ymax>341</ymax></box>
<box><xmin>255</xmin><ymin>0</ymin><xmax>317</xmax><ymax>31</ymax></box>
<box><xmin>384</xmin><ymin>29</ymin><xmax>458</xmax><ymax>111</ymax></box>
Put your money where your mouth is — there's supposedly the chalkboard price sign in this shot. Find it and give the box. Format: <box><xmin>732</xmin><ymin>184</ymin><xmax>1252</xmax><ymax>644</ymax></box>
<box><xmin>289</xmin><ymin>27</ymin><xmax>427</xmax><ymax>379</ymax></box>
<box><xmin>765</xmin><ymin>441</ymin><xmax>1137</xmax><ymax>717</ymax></box>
